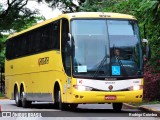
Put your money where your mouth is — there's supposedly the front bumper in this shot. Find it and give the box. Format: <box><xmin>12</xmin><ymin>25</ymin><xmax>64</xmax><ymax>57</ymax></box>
<box><xmin>67</xmin><ymin>90</ymin><xmax>143</xmax><ymax>103</ymax></box>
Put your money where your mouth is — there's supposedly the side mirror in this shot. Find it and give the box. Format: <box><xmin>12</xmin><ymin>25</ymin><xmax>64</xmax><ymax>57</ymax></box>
<box><xmin>65</xmin><ymin>33</ymin><xmax>73</xmax><ymax>55</ymax></box>
<box><xmin>68</xmin><ymin>33</ymin><xmax>72</xmax><ymax>47</ymax></box>
<box><xmin>142</xmin><ymin>39</ymin><xmax>148</xmax><ymax>43</ymax></box>
<box><xmin>142</xmin><ymin>39</ymin><xmax>151</xmax><ymax>60</ymax></box>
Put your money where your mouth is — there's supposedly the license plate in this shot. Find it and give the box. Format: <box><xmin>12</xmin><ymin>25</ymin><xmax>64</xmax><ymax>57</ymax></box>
<box><xmin>105</xmin><ymin>95</ymin><xmax>116</xmax><ymax>100</ymax></box>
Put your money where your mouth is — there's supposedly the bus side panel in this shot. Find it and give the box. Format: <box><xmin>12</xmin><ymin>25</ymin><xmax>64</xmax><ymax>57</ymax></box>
<box><xmin>5</xmin><ymin>51</ymin><xmax>68</xmax><ymax>102</ymax></box>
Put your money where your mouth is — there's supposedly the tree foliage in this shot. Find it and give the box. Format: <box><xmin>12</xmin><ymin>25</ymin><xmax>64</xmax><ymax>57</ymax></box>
<box><xmin>0</xmin><ymin>0</ymin><xmax>44</xmax><ymax>65</ymax></box>
<box><xmin>37</xmin><ymin>0</ymin><xmax>85</xmax><ymax>12</ymax></box>
<box><xmin>80</xmin><ymin>0</ymin><xmax>122</xmax><ymax>12</ymax></box>
<box><xmin>0</xmin><ymin>0</ymin><xmax>44</xmax><ymax>33</ymax></box>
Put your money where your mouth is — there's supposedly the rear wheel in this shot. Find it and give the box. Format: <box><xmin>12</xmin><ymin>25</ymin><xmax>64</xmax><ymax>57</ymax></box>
<box><xmin>21</xmin><ymin>88</ymin><xmax>31</xmax><ymax>108</ymax></box>
<box><xmin>112</xmin><ymin>103</ymin><xmax>123</xmax><ymax>112</ymax></box>
<box><xmin>14</xmin><ymin>87</ymin><xmax>22</xmax><ymax>107</ymax></box>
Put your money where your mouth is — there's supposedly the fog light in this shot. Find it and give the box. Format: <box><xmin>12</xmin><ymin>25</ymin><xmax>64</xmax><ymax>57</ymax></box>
<box><xmin>80</xmin><ymin>96</ymin><xmax>83</xmax><ymax>99</ymax></box>
<box><xmin>73</xmin><ymin>85</ymin><xmax>93</xmax><ymax>91</ymax></box>
<box><xmin>75</xmin><ymin>95</ymin><xmax>79</xmax><ymax>98</ymax></box>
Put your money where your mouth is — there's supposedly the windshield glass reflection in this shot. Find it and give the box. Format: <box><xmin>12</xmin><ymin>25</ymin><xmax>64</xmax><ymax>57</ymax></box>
<box><xmin>71</xmin><ymin>19</ymin><xmax>143</xmax><ymax>78</ymax></box>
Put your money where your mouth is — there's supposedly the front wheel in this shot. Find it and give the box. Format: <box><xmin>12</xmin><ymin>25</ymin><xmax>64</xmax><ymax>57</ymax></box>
<box><xmin>112</xmin><ymin>103</ymin><xmax>123</xmax><ymax>112</ymax></box>
<box><xmin>55</xmin><ymin>89</ymin><xmax>68</xmax><ymax>110</ymax></box>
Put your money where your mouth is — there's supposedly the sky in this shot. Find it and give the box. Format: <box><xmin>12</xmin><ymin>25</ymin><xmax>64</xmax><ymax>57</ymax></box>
<box><xmin>26</xmin><ymin>0</ymin><xmax>62</xmax><ymax>19</ymax></box>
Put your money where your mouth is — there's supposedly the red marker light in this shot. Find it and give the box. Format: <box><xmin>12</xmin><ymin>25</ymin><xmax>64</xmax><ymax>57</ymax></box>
<box><xmin>79</xmin><ymin>80</ymin><xmax>83</xmax><ymax>84</ymax></box>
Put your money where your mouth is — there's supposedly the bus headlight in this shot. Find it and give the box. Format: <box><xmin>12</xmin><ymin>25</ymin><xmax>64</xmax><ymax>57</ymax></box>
<box><xmin>73</xmin><ymin>85</ymin><xmax>93</xmax><ymax>91</ymax></box>
<box><xmin>129</xmin><ymin>85</ymin><xmax>143</xmax><ymax>91</ymax></box>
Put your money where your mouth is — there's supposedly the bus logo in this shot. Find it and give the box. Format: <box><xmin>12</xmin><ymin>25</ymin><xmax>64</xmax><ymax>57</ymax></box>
<box><xmin>108</xmin><ymin>85</ymin><xmax>113</xmax><ymax>91</ymax></box>
<box><xmin>38</xmin><ymin>57</ymin><xmax>49</xmax><ymax>66</ymax></box>
<box><xmin>79</xmin><ymin>80</ymin><xmax>83</xmax><ymax>84</ymax></box>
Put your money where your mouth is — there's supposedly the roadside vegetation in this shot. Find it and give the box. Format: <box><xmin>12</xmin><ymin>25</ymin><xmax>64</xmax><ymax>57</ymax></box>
<box><xmin>130</xmin><ymin>100</ymin><xmax>160</xmax><ymax>107</ymax></box>
<box><xmin>0</xmin><ymin>92</ymin><xmax>3</xmax><ymax>97</ymax></box>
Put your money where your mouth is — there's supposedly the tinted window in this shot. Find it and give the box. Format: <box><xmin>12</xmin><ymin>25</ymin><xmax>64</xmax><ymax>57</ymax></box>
<box><xmin>6</xmin><ymin>20</ymin><xmax>60</xmax><ymax>60</ymax></box>
<box><xmin>61</xmin><ymin>19</ymin><xmax>70</xmax><ymax>76</ymax></box>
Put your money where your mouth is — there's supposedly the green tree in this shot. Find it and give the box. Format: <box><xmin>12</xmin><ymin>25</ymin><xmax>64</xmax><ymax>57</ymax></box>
<box><xmin>0</xmin><ymin>35</ymin><xmax>6</xmax><ymax>67</ymax></box>
<box><xmin>0</xmin><ymin>0</ymin><xmax>44</xmax><ymax>66</ymax></box>
<box><xmin>80</xmin><ymin>0</ymin><xmax>123</xmax><ymax>12</ymax></box>
<box><xmin>0</xmin><ymin>0</ymin><xmax>44</xmax><ymax>33</ymax></box>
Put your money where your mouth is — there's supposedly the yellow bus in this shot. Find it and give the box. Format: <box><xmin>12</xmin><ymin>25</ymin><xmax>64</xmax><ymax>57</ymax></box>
<box><xmin>5</xmin><ymin>12</ymin><xmax>144</xmax><ymax>111</ymax></box>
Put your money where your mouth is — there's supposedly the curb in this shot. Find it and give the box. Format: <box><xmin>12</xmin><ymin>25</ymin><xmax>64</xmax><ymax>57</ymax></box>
<box><xmin>123</xmin><ymin>103</ymin><xmax>138</xmax><ymax>109</ymax></box>
<box><xmin>123</xmin><ymin>103</ymin><xmax>160</xmax><ymax>117</ymax></box>
<box><xmin>0</xmin><ymin>97</ymin><xmax>9</xmax><ymax>100</ymax></box>
<box><xmin>0</xmin><ymin>98</ymin><xmax>9</xmax><ymax>100</ymax></box>
<box><xmin>139</xmin><ymin>106</ymin><xmax>160</xmax><ymax>117</ymax></box>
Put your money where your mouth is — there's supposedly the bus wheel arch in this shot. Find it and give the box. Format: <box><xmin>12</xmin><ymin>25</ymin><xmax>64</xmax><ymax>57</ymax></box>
<box><xmin>14</xmin><ymin>83</ymin><xmax>21</xmax><ymax>107</ymax></box>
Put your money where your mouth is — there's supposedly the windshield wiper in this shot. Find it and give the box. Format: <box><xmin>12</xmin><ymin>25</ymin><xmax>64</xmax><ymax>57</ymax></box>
<box><xmin>92</xmin><ymin>54</ymin><xmax>109</xmax><ymax>78</ymax></box>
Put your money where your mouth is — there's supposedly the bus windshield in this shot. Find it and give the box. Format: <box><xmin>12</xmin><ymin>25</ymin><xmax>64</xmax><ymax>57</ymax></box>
<box><xmin>71</xmin><ymin>19</ymin><xmax>143</xmax><ymax>78</ymax></box>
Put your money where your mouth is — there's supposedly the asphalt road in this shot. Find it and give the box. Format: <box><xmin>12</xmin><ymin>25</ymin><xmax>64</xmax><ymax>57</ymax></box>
<box><xmin>0</xmin><ymin>100</ymin><xmax>159</xmax><ymax>120</ymax></box>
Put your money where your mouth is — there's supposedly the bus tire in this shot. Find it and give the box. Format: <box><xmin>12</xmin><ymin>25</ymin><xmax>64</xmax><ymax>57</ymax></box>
<box><xmin>112</xmin><ymin>103</ymin><xmax>122</xmax><ymax>112</ymax></box>
<box><xmin>14</xmin><ymin>87</ymin><xmax>22</xmax><ymax>107</ymax></box>
<box><xmin>55</xmin><ymin>88</ymin><xmax>68</xmax><ymax>110</ymax></box>
<box><xmin>69</xmin><ymin>103</ymin><xmax>78</xmax><ymax>111</ymax></box>
<box><xmin>21</xmin><ymin>88</ymin><xmax>31</xmax><ymax>108</ymax></box>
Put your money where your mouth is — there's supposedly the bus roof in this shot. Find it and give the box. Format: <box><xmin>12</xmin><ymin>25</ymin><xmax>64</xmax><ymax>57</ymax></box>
<box><xmin>66</xmin><ymin>12</ymin><xmax>136</xmax><ymax>20</ymax></box>
<box><xmin>8</xmin><ymin>12</ymin><xmax>137</xmax><ymax>39</ymax></box>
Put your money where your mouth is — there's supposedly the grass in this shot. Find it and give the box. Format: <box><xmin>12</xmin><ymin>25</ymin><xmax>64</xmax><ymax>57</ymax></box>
<box><xmin>129</xmin><ymin>100</ymin><xmax>160</xmax><ymax>107</ymax></box>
